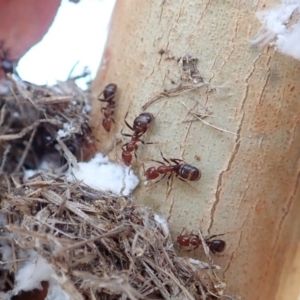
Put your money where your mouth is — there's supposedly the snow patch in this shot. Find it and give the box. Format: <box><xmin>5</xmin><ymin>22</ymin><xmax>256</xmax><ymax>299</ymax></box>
<box><xmin>251</xmin><ymin>0</ymin><xmax>300</xmax><ymax>60</ymax></box>
<box><xmin>66</xmin><ymin>153</ymin><xmax>139</xmax><ymax>196</ymax></box>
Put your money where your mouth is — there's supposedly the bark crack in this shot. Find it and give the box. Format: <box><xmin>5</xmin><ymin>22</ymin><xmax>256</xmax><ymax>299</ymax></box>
<box><xmin>158</xmin><ymin>0</ymin><xmax>166</xmax><ymax>24</ymax></box>
<box><xmin>208</xmin><ymin>113</ymin><xmax>244</xmax><ymax>233</ymax></box>
<box><xmin>241</xmin><ymin>52</ymin><xmax>264</xmax><ymax>111</ymax></box>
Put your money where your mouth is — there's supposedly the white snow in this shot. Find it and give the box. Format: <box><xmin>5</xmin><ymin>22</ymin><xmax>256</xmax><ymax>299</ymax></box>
<box><xmin>13</xmin><ymin>250</ymin><xmax>53</xmax><ymax>293</ymax></box>
<box><xmin>251</xmin><ymin>0</ymin><xmax>300</xmax><ymax>61</ymax></box>
<box><xmin>0</xmin><ymin>250</ymin><xmax>69</xmax><ymax>300</ymax></box>
<box><xmin>154</xmin><ymin>214</ymin><xmax>170</xmax><ymax>236</ymax></box>
<box><xmin>66</xmin><ymin>153</ymin><xmax>139</xmax><ymax>196</ymax></box>
<box><xmin>45</xmin><ymin>283</ymin><xmax>70</xmax><ymax>300</ymax></box>
<box><xmin>57</xmin><ymin>123</ymin><xmax>77</xmax><ymax>138</ymax></box>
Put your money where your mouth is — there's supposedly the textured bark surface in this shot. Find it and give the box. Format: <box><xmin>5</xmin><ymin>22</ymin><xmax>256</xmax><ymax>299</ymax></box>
<box><xmin>91</xmin><ymin>1</ymin><xmax>300</xmax><ymax>299</ymax></box>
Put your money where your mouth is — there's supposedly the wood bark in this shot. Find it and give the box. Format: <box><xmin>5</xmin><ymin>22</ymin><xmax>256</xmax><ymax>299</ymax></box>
<box><xmin>90</xmin><ymin>1</ymin><xmax>300</xmax><ymax>299</ymax></box>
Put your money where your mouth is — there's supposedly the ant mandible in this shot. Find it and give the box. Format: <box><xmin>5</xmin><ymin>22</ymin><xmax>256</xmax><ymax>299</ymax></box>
<box><xmin>121</xmin><ymin>112</ymin><xmax>154</xmax><ymax>166</ymax></box>
<box><xmin>177</xmin><ymin>233</ymin><xmax>226</xmax><ymax>254</ymax></box>
<box><xmin>98</xmin><ymin>83</ymin><xmax>117</xmax><ymax>132</ymax></box>
<box><xmin>144</xmin><ymin>152</ymin><xmax>201</xmax><ymax>187</ymax></box>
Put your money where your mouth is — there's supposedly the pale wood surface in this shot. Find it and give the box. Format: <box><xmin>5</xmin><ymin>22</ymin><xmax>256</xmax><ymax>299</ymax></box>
<box><xmin>91</xmin><ymin>1</ymin><xmax>300</xmax><ymax>299</ymax></box>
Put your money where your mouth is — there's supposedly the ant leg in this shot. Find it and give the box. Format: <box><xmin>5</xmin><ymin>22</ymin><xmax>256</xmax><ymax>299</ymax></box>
<box><xmin>112</xmin><ymin>118</ymin><xmax>115</xmax><ymax>124</ymax></box>
<box><xmin>106</xmin><ymin>95</ymin><xmax>115</xmax><ymax>102</ymax></box>
<box><xmin>121</xmin><ymin>143</ymin><xmax>129</xmax><ymax>151</ymax></box>
<box><xmin>124</xmin><ymin>119</ymin><xmax>134</xmax><ymax>131</ymax></box>
<box><xmin>166</xmin><ymin>173</ymin><xmax>174</xmax><ymax>196</ymax></box>
<box><xmin>170</xmin><ymin>158</ymin><xmax>184</xmax><ymax>164</ymax></box>
<box><xmin>151</xmin><ymin>159</ymin><xmax>165</xmax><ymax>165</ymax></box>
<box><xmin>206</xmin><ymin>233</ymin><xmax>226</xmax><ymax>240</ymax></box>
<box><xmin>179</xmin><ymin>227</ymin><xmax>186</xmax><ymax>236</ymax></box>
<box><xmin>120</xmin><ymin>129</ymin><xmax>133</xmax><ymax>138</ymax></box>
<box><xmin>159</xmin><ymin>149</ymin><xmax>170</xmax><ymax>164</ymax></box>
<box><xmin>154</xmin><ymin>173</ymin><xmax>167</xmax><ymax>184</ymax></box>
<box><xmin>177</xmin><ymin>176</ymin><xmax>194</xmax><ymax>189</ymax></box>
<box><xmin>187</xmin><ymin>245</ymin><xmax>200</xmax><ymax>252</ymax></box>
<box><xmin>124</xmin><ymin>111</ymin><xmax>134</xmax><ymax>131</ymax></box>
<box><xmin>97</xmin><ymin>90</ymin><xmax>105</xmax><ymax>101</ymax></box>
<box><xmin>133</xmin><ymin>145</ymin><xmax>139</xmax><ymax>159</ymax></box>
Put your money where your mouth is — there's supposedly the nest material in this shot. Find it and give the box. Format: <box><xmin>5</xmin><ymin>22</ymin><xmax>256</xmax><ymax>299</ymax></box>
<box><xmin>0</xmin><ymin>75</ymin><xmax>227</xmax><ymax>299</ymax></box>
<box><xmin>0</xmin><ymin>74</ymin><xmax>94</xmax><ymax>178</ymax></box>
<box><xmin>2</xmin><ymin>174</ymin><xmax>225</xmax><ymax>300</ymax></box>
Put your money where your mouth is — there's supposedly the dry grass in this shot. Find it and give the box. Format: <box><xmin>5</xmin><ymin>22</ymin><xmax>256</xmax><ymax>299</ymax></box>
<box><xmin>2</xmin><ymin>173</ymin><xmax>225</xmax><ymax>299</ymax></box>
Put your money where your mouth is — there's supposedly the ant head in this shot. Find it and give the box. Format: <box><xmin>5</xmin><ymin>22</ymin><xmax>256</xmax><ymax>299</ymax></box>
<box><xmin>103</xmin><ymin>83</ymin><xmax>117</xmax><ymax>100</ymax></box>
<box><xmin>177</xmin><ymin>235</ymin><xmax>190</xmax><ymax>246</ymax></box>
<box><xmin>144</xmin><ymin>167</ymin><xmax>160</xmax><ymax>180</ymax></box>
<box><xmin>133</xmin><ymin>113</ymin><xmax>154</xmax><ymax>134</ymax></box>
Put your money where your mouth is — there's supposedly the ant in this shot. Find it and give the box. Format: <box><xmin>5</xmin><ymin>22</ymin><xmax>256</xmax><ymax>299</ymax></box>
<box><xmin>177</xmin><ymin>233</ymin><xmax>226</xmax><ymax>254</ymax></box>
<box><xmin>121</xmin><ymin>112</ymin><xmax>154</xmax><ymax>166</ymax></box>
<box><xmin>144</xmin><ymin>152</ymin><xmax>201</xmax><ymax>187</ymax></box>
<box><xmin>98</xmin><ymin>83</ymin><xmax>117</xmax><ymax>132</ymax></box>
<box><xmin>80</xmin><ymin>122</ymin><xmax>97</xmax><ymax>151</ymax></box>
<box><xmin>68</xmin><ymin>122</ymin><xmax>97</xmax><ymax>161</ymax></box>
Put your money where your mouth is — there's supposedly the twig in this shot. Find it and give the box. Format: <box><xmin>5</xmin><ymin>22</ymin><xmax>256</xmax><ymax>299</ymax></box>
<box><xmin>141</xmin><ymin>83</ymin><xmax>208</xmax><ymax>110</ymax></box>
<box><xmin>181</xmin><ymin>102</ymin><xmax>237</xmax><ymax>135</ymax></box>
<box><xmin>14</xmin><ymin>127</ymin><xmax>37</xmax><ymax>173</ymax></box>
<box><xmin>0</xmin><ymin>145</ymin><xmax>11</xmax><ymax>174</ymax></box>
<box><xmin>56</xmin><ymin>225</ymin><xmax>129</xmax><ymax>254</ymax></box>
<box><xmin>35</xmin><ymin>96</ymin><xmax>73</xmax><ymax>104</ymax></box>
<box><xmin>0</xmin><ymin>119</ymin><xmax>60</xmax><ymax>141</ymax></box>
<box><xmin>56</xmin><ymin>136</ymin><xmax>79</xmax><ymax>169</ymax></box>
<box><xmin>0</xmin><ymin>103</ymin><xmax>7</xmax><ymax>127</ymax></box>
<box><xmin>7</xmin><ymin>74</ymin><xmax>39</xmax><ymax>110</ymax></box>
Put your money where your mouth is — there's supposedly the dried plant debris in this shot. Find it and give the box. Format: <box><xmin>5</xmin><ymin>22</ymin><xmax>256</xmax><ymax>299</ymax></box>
<box><xmin>142</xmin><ymin>53</ymin><xmax>210</xmax><ymax>110</ymax></box>
<box><xmin>0</xmin><ymin>174</ymin><xmax>225</xmax><ymax>300</ymax></box>
<box><xmin>0</xmin><ymin>74</ymin><xmax>96</xmax><ymax>177</ymax></box>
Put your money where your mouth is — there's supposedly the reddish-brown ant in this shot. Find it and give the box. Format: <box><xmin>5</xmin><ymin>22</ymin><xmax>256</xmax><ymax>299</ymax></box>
<box><xmin>144</xmin><ymin>152</ymin><xmax>201</xmax><ymax>187</ymax></box>
<box><xmin>68</xmin><ymin>122</ymin><xmax>97</xmax><ymax>161</ymax></box>
<box><xmin>121</xmin><ymin>112</ymin><xmax>154</xmax><ymax>166</ymax></box>
<box><xmin>98</xmin><ymin>83</ymin><xmax>117</xmax><ymax>132</ymax></box>
<box><xmin>80</xmin><ymin>122</ymin><xmax>97</xmax><ymax>152</ymax></box>
<box><xmin>177</xmin><ymin>234</ymin><xmax>226</xmax><ymax>254</ymax></box>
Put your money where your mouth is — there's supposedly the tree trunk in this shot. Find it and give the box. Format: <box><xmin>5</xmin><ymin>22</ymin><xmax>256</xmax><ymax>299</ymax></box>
<box><xmin>91</xmin><ymin>1</ymin><xmax>300</xmax><ymax>299</ymax></box>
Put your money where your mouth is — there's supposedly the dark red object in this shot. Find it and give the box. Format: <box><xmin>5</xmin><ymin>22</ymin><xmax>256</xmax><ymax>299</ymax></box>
<box><xmin>121</xmin><ymin>112</ymin><xmax>154</xmax><ymax>165</ymax></box>
<box><xmin>0</xmin><ymin>0</ymin><xmax>61</xmax><ymax>79</ymax></box>
<box><xmin>177</xmin><ymin>234</ymin><xmax>226</xmax><ymax>254</ymax></box>
<box><xmin>98</xmin><ymin>83</ymin><xmax>118</xmax><ymax>132</ymax></box>
<box><xmin>144</xmin><ymin>155</ymin><xmax>201</xmax><ymax>183</ymax></box>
